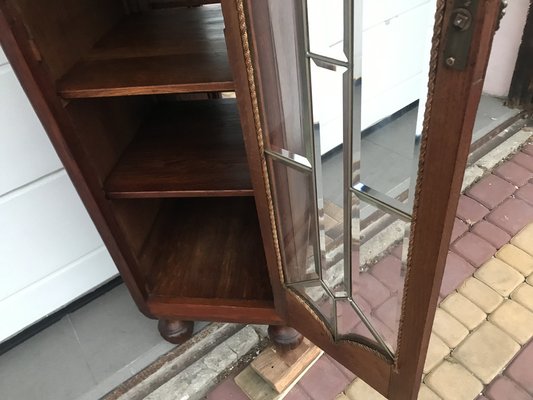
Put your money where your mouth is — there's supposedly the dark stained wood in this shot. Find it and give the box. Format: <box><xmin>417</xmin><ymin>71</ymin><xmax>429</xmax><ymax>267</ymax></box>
<box><xmin>268</xmin><ymin>325</ymin><xmax>304</xmax><ymax>352</ymax></box>
<box><xmin>5</xmin><ymin>0</ymin><xmax>125</xmax><ymax>80</ymax></box>
<box><xmin>148</xmin><ymin>298</ymin><xmax>282</xmax><ymax>324</ymax></box>
<box><xmin>58</xmin><ymin>5</ymin><xmax>234</xmax><ymax>98</ymax></box>
<box><xmin>508</xmin><ymin>3</ymin><xmax>533</xmax><ymax>108</ymax></box>
<box><xmin>0</xmin><ymin>1</ymin><xmax>152</xmax><ymax>316</ymax></box>
<box><xmin>105</xmin><ymin>99</ymin><xmax>254</xmax><ymax>198</ymax></box>
<box><xmin>157</xmin><ymin>319</ymin><xmax>194</xmax><ymax>344</ymax></box>
<box><xmin>140</xmin><ymin>197</ymin><xmax>274</xmax><ymax>303</ymax></box>
<box><xmin>220</xmin><ymin>0</ymin><xmax>289</xmax><ymax>321</ymax></box>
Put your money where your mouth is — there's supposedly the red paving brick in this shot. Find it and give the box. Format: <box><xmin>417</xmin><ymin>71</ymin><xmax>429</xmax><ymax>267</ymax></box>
<box><xmin>494</xmin><ymin>161</ymin><xmax>533</xmax><ymax>187</ymax></box>
<box><xmin>206</xmin><ymin>376</ymin><xmax>250</xmax><ymax>400</ymax></box>
<box><xmin>373</xmin><ymin>295</ymin><xmax>401</xmax><ymax>332</ymax></box>
<box><xmin>354</xmin><ymin>272</ymin><xmax>390</xmax><ymax>308</ymax></box>
<box><xmin>516</xmin><ymin>183</ymin><xmax>533</xmax><ymax>206</ymax></box>
<box><xmin>512</xmin><ymin>152</ymin><xmax>533</xmax><ymax>172</ymax></box>
<box><xmin>450</xmin><ymin>217</ymin><xmax>469</xmax><ymax>243</ymax></box>
<box><xmin>451</xmin><ymin>232</ymin><xmax>497</xmax><ymax>267</ymax></box>
<box><xmin>298</xmin><ymin>356</ymin><xmax>352</xmax><ymax>400</ymax></box>
<box><xmin>457</xmin><ymin>195</ymin><xmax>490</xmax><ymax>224</ymax></box>
<box><xmin>487</xmin><ymin>198</ymin><xmax>533</xmax><ymax>235</ymax></box>
<box><xmin>370</xmin><ymin>256</ymin><xmax>405</xmax><ymax>293</ymax></box>
<box><xmin>285</xmin><ymin>385</ymin><xmax>313</xmax><ymax>400</ymax></box>
<box><xmin>467</xmin><ymin>174</ymin><xmax>517</xmax><ymax>209</ymax></box>
<box><xmin>440</xmin><ymin>251</ymin><xmax>475</xmax><ymax>297</ymax></box>
<box><xmin>505</xmin><ymin>342</ymin><xmax>533</xmax><ymax>395</ymax></box>
<box><xmin>485</xmin><ymin>376</ymin><xmax>533</xmax><ymax>400</ymax></box>
<box><xmin>471</xmin><ymin>220</ymin><xmax>511</xmax><ymax>249</ymax></box>
<box><xmin>326</xmin><ymin>355</ymin><xmax>356</xmax><ymax>381</ymax></box>
<box><xmin>522</xmin><ymin>144</ymin><xmax>533</xmax><ymax>157</ymax></box>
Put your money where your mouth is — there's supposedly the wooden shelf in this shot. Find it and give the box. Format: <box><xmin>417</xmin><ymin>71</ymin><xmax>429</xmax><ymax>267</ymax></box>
<box><xmin>57</xmin><ymin>5</ymin><xmax>234</xmax><ymax>98</ymax></box>
<box><xmin>105</xmin><ymin>99</ymin><xmax>254</xmax><ymax>198</ymax></box>
<box><xmin>141</xmin><ymin>197</ymin><xmax>278</xmax><ymax>322</ymax></box>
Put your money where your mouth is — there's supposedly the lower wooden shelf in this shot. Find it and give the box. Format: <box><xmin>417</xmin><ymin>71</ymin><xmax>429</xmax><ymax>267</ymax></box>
<box><xmin>136</xmin><ymin>196</ymin><xmax>280</xmax><ymax>324</ymax></box>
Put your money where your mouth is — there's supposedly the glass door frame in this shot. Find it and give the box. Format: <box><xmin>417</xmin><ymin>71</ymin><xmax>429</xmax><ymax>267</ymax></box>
<box><xmin>224</xmin><ymin>0</ymin><xmax>503</xmax><ymax>398</ymax></box>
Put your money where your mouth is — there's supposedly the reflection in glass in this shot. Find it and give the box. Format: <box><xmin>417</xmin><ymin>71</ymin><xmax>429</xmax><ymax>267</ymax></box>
<box><xmin>259</xmin><ymin>0</ymin><xmax>437</xmax><ymax>358</ymax></box>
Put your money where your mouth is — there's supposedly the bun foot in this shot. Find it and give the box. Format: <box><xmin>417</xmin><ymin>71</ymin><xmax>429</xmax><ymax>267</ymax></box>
<box><xmin>158</xmin><ymin>319</ymin><xmax>194</xmax><ymax>344</ymax></box>
<box><xmin>268</xmin><ymin>325</ymin><xmax>304</xmax><ymax>351</ymax></box>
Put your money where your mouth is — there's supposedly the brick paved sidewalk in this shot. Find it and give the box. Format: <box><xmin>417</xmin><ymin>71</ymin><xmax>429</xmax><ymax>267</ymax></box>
<box><xmin>208</xmin><ymin>143</ymin><xmax>533</xmax><ymax>400</ymax></box>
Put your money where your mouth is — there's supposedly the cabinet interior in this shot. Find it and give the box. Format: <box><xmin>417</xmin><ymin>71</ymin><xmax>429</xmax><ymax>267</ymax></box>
<box><xmin>9</xmin><ymin>0</ymin><xmax>276</xmax><ymax>321</ymax></box>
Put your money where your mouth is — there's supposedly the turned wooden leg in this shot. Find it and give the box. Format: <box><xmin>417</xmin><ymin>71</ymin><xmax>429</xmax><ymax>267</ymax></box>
<box><xmin>268</xmin><ymin>325</ymin><xmax>304</xmax><ymax>351</ymax></box>
<box><xmin>158</xmin><ymin>319</ymin><xmax>194</xmax><ymax>344</ymax></box>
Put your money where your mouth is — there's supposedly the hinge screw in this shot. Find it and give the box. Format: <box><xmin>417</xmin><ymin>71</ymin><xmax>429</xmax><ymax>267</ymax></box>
<box><xmin>446</xmin><ymin>57</ymin><xmax>456</xmax><ymax>66</ymax></box>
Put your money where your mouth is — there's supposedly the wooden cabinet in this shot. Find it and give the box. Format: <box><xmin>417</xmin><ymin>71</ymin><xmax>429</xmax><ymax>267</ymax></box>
<box><xmin>0</xmin><ymin>0</ymin><xmax>502</xmax><ymax>398</ymax></box>
<box><xmin>0</xmin><ymin>1</ymin><xmax>286</xmax><ymax>340</ymax></box>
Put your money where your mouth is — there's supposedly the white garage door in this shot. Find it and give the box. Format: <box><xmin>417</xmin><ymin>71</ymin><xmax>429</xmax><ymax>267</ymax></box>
<box><xmin>0</xmin><ymin>45</ymin><xmax>118</xmax><ymax>343</ymax></box>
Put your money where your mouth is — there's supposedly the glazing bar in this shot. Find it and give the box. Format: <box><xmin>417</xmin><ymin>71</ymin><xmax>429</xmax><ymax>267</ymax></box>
<box><xmin>265</xmin><ymin>148</ymin><xmax>313</xmax><ymax>173</ymax></box>
<box><xmin>351</xmin><ymin>183</ymin><xmax>412</xmax><ymax>222</ymax></box>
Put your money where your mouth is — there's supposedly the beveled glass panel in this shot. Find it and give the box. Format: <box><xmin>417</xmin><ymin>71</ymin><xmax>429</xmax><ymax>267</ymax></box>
<box><xmin>354</xmin><ymin>0</ymin><xmax>437</xmax><ymax>211</ymax></box>
<box><xmin>310</xmin><ymin>60</ymin><xmax>349</xmax><ymax>296</ymax></box>
<box><xmin>350</xmin><ymin>195</ymin><xmax>411</xmax><ymax>353</ymax></box>
<box><xmin>306</xmin><ymin>0</ymin><xmax>347</xmax><ymax>62</ymax></box>
<box><xmin>264</xmin><ymin>0</ymin><xmax>310</xmax><ymax>158</ymax></box>
<box><xmin>260</xmin><ymin>0</ymin><xmax>438</xmax><ymax>357</ymax></box>
<box><xmin>268</xmin><ymin>158</ymin><xmax>319</xmax><ymax>284</ymax></box>
<box><xmin>292</xmin><ymin>281</ymin><xmax>336</xmax><ymax>330</ymax></box>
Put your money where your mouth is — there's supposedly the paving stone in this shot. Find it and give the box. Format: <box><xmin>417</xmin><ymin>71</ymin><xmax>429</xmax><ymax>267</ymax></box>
<box><xmin>432</xmin><ymin>309</ymin><xmax>469</xmax><ymax>348</ymax></box>
<box><xmin>494</xmin><ymin>160</ymin><xmax>533</xmax><ymax>187</ymax></box>
<box><xmin>489</xmin><ymin>300</ymin><xmax>533</xmax><ymax>345</ymax></box>
<box><xmin>471</xmin><ymin>221</ymin><xmax>511</xmax><ymax>249</ymax></box>
<box><xmin>450</xmin><ymin>218</ymin><xmax>469</xmax><ymax>243</ymax></box>
<box><xmin>418</xmin><ymin>384</ymin><xmax>442</xmax><ymax>400</ymax></box>
<box><xmin>522</xmin><ymin>143</ymin><xmax>533</xmax><ymax>156</ymax></box>
<box><xmin>495</xmin><ymin>244</ymin><xmax>533</xmax><ymax>276</ymax></box>
<box><xmin>326</xmin><ymin>355</ymin><xmax>356</xmax><ymax>381</ymax></box>
<box><xmin>451</xmin><ymin>233</ymin><xmax>497</xmax><ymax>268</ymax></box>
<box><xmin>299</xmin><ymin>356</ymin><xmax>352</xmax><ymax>400</ymax></box>
<box><xmin>286</xmin><ymin>385</ymin><xmax>313</xmax><ymax>400</ymax></box>
<box><xmin>467</xmin><ymin>174</ymin><xmax>516</xmax><ymax>209</ymax></box>
<box><xmin>474</xmin><ymin>258</ymin><xmax>524</xmax><ymax>297</ymax></box>
<box><xmin>370</xmin><ymin>256</ymin><xmax>405</xmax><ymax>293</ymax></box>
<box><xmin>440</xmin><ymin>293</ymin><xmax>486</xmax><ymax>331</ymax></box>
<box><xmin>458</xmin><ymin>277</ymin><xmax>503</xmax><ymax>314</ymax></box>
<box><xmin>426</xmin><ymin>360</ymin><xmax>483</xmax><ymax>400</ymax></box>
<box><xmin>487</xmin><ymin>198</ymin><xmax>533</xmax><ymax>235</ymax></box>
<box><xmin>452</xmin><ymin>322</ymin><xmax>520</xmax><ymax>384</ymax></box>
<box><xmin>225</xmin><ymin>326</ymin><xmax>259</xmax><ymax>358</ymax></box>
<box><xmin>511</xmin><ymin>283</ymin><xmax>533</xmax><ymax>312</ymax></box>
<box><xmin>456</xmin><ymin>195</ymin><xmax>490</xmax><ymax>225</ymax></box>
<box><xmin>523</xmin><ymin>143</ymin><xmax>533</xmax><ymax>156</ymax></box>
<box><xmin>516</xmin><ymin>183</ymin><xmax>533</xmax><ymax>207</ymax></box>
<box><xmin>511</xmin><ymin>152</ymin><xmax>533</xmax><ymax>172</ymax></box>
<box><xmin>334</xmin><ymin>394</ymin><xmax>350</xmax><ymax>400</ymax></box>
<box><xmin>485</xmin><ymin>376</ymin><xmax>532</xmax><ymax>400</ymax></box>
<box><xmin>505</xmin><ymin>342</ymin><xmax>533</xmax><ymax>395</ymax></box>
<box><xmin>206</xmin><ymin>378</ymin><xmax>249</xmax><ymax>400</ymax></box>
<box><xmin>440</xmin><ymin>252</ymin><xmax>475</xmax><ymax>298</ymax></box>
<box><xmin>529</xmin><ymin>274</ymin><xmax>533</xmax><ymax>285</ymax></box>
<box><xmin>423</xmin><ymin>333</ymin><xmax>450</xmax><ymax>374</ymax></box>
<box><xmin>355</xmin><ymin>273</ymin><xmax>390</xmax><ymax>308</ymax></box>
<box><xmin>373</xmin><ymin>295</ymin><xmax>402</xmax><ymax>333</ymax></box>
<box><xmin>345</xmin><ymin>379</ymin><xmax>386</xmax><ymax>400</ymax></box>
<box><xmin>511</xmin><ymin>224</ymin><xmax>533</xmax><ymax>257</ymax></box>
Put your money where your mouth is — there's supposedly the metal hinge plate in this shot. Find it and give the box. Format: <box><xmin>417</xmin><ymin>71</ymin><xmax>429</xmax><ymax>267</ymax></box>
<box><xmin>443</xmin><ymin>0</ymin><xmax>479</xmax><ymax>70</ymax></box>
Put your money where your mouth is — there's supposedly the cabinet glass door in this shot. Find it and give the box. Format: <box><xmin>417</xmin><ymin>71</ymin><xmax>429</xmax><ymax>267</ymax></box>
<box><xmin>242</xmin><ymin>0</ymin><xmax>502</xmax><ymax>398</ymax></box>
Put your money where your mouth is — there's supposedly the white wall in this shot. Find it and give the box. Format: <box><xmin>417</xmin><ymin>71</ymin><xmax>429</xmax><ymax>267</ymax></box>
<box><xmin>0</xmin><ymin>45</ymin><xmax>118</xmax><ymax>343</ymax></box>
<box><xmin>483</xmin><ymin>0</ymin><xmax>530</xmax><ymax>97</ymax></box>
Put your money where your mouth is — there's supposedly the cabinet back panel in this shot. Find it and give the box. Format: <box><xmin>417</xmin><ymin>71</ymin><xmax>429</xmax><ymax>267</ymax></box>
<box><xmin>7</xmin><ymin>0</ymin><xmax>125</xmax><ymax>80</ymax></box>
<box><xmin>65</xmin><ymin>96</ymin><xmax>154</xmax><ymax>184</ymax></box>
